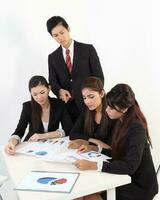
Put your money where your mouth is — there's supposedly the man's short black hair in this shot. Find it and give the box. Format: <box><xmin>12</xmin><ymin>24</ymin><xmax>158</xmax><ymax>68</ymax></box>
<box><xmin>46</xmin><ymin>16</ymin><xmax>69</xmax><ymax>35</ymax></box>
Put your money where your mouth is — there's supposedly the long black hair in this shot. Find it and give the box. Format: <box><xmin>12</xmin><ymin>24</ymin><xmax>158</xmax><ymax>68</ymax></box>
<box><xmin>106</xmin><ymin>83</ymin><xmax>151</xmax><ymax>159</ymax></box>
<box><xmin>28</xmin><ymin>75</ymin><xmax>49</xmax><ymax>133</ymax></box>
<box><xmin>81</xmin><ymin>76</ymin><xmax>108</xmax><ymax>140</ymax></box>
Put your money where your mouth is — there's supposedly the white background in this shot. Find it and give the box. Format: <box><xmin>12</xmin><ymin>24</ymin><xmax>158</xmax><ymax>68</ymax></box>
<box><xmin>0</xmin><ymin>0</ymin><xmax>160</xmax><ymax>168</ymax></box>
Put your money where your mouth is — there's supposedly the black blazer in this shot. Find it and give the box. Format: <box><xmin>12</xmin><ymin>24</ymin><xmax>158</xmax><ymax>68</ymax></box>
<box><xmin>48</xmin><ymin>41</ymin><xmax>104</xmax><ymax>110</ymax></box>
<box><xmin>102</xmin><ymin>122</ymin><xmax>158</xmax><ymax>200</ymax></box>
<box><xmin>69</xmin><ymin>110</ymin><xmax>115</xmax><ymax>144</ymax></box>
<box><xmin>12</xmin><ymin>98</ymin><xmax>73</xmax><ymax>141</ymax></box>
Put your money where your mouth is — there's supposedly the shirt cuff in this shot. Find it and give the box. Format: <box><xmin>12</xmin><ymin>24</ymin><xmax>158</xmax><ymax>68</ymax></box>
<box><xmin>9</xmin><ymin>135</ymin><xmax>21</xmax><ymax>143</ymax></box>
<box><xmin>97</xmin><ymin>161</ymin><xmax>103</xmax><ymax>172</ymax></box>
<box><xmin>56</xmin><ymin>129</ymin><xmax>65</xmax><ymax>138</ymax></box>
<box><xmin>97</xmin><ymin>145</ymin><xmax>102</xmax><ymax>153</ymax></box>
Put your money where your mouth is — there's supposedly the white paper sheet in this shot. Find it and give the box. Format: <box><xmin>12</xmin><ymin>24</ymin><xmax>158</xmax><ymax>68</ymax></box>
<box><xmin>43</xmin><ymin>149</ymin><xmax>111</xmax><ymax>163</ymax></box>
<box><xmin>16</xmin><ymin>137</ymin><xmax>111</xmax><ymax>163</ymax></box>
<box><xmin>15</xmin><ymin>171</ymin><xmax>79</xmax><ymax>193</ymax></box>
<box><xmin>16</xmin><ymin>137</ymin><xmax>69</xmax><ymax>159</ymax></box>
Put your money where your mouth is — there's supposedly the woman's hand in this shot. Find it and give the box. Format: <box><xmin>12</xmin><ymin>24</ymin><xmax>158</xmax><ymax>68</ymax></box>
<box><xmin>28</xmin><ymin>133</ymin><xmax>44</xmax><ymax>142</ymax></box>
<box><xmin>77</xmin><ymin>144</ymin><xmax>98</xmax><ymax>153</ymax></box>
<box><xmin>74</xmin><ymin>159</ymin><xmax>97</xmax><ymax>170</ymax></box>
<box><xmin>5</xmin><ymin>138</ymin><xmax>18</xmax><ymax>155</ymax></box>
<box><xmin>88</xmin><ymin>138</ymin><xmax>111</xmax><ymax>149</ymax></box>
<box><xmin>68</xmin><ymin>139</ymin><xmax>89</xmax><ymax>149</ymax></box>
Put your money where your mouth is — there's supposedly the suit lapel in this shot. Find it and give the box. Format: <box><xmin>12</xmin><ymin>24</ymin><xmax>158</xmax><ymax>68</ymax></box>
<box><xmin>55</xmin><ymin>47</ymin><xmax>69</xmax><ymax>76</ymax></box>
<box><xmin>48</xmin><ymin>98</ymin><xmax>53</xmax><ymax>131</ymax></box>
<box><xmin>72</xmin><ymin>41</ymin><xmax>79</xmax><ymax>76</ymax></box>
<box><xmin>39</xmin><ymin>121</ymin><xmax>44</xmax><ymax>133</ymax></box>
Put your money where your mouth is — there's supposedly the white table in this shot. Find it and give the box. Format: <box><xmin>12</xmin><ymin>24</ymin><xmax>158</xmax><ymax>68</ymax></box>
<box><xmin>0</xmin><ymin>175</ymin><xmax>7</xmax><ymax>200</ymax></box>
<box><xmin>0</xmin><ymin>145</ymin><xmax>131</xmax><ymax>200</ymax></box>
<box><xmin>0</xmin><ymin>175</ymin><xmax>7</xmax><ymax>187</ymax></box>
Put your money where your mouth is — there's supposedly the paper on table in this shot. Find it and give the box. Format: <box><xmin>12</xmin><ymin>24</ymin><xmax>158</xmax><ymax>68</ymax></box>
<box><xmin>80</xmin><ymin>151</ymin><xmax>111</xmax><ymax>162</ymax></box>
<box><xmin>16</xmin><ymin>137</ymin><xmax>69</xmax><ymax>159</ymax></box>
<box><xmin>16</xmin><ymin>137</ymin><xmax>111</xmax><ymax>163</ymax></box>
<box><xmin>41</xmin><ymin>149</ymin><xmax>82</xmax><ymax>163</ymax></box>
<box><xmin>43</xmin><ymin>149</ymin><xmax>111</xmax><ymax>163</ymax></box>
<box><xmin>15</xmin><ymin>170</ymin><xmax>79</xmax><ymax>193</ymax></box>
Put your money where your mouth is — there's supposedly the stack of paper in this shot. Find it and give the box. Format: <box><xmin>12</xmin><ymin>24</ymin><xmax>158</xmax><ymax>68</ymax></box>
<box><xmin>43</xmin><ymin>149</ymin><xmax>111</xmax><ymax>163</ymax></box>
<box><xmin>16</xmin><ymin>137</ymin><xmax>111</xmax><ymax>163</ymax></box>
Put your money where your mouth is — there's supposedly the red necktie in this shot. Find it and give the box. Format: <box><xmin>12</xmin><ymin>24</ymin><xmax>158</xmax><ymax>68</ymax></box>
<box><xmin>65</xmin><ymin>49</ymin><xmax>72</xmax><ymax>73</ymax></box>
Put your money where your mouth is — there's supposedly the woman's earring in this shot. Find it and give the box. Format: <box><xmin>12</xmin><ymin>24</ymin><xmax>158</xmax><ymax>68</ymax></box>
<box><xmin>123</xmin><ymin>108</ymin><xmax>128</xmax><ymax>113</ymax></box>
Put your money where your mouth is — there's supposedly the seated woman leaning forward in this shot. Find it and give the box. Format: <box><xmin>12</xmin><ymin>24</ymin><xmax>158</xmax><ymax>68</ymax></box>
<box><xmin>5</xmin><ymin>75</ymin><xmax>73</xmax><ymax>155</ymax></box>
<box><xmin>73</xmin><ymin>83</ymin><xmax>158</xmax><ymax>200</ymax></box>
<box><xmin>68</xmin><ymin>76</ymin><xmax>114</xmax><ymax>152</ymax></box>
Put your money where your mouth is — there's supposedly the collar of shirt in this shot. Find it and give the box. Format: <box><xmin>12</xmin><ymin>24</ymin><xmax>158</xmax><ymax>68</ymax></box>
<box><xmin>62</xmin><ymin>40</ymin><xmax>74</xmax><ymax>64</ymax></box>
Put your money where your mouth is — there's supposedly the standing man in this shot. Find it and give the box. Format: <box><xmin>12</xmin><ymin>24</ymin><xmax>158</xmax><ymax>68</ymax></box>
<box><xmin>46</xmin><ymin>16</ymin><xmax>104</xmax><ymax>123</ymax></box>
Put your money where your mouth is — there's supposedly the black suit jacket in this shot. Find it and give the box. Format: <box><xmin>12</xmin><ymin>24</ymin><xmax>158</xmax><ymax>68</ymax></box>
<box><xmin>69</xmin><ymin>109</ymin><xmax>115</xmax><ymax>144</ymax></box>
<box><xmin>48</xmin><ymin>41</ymin><xmax>104</xmax><ymax>110</ymax></box>
<box><xmin>12</xmin><ymin>98</ymin><xmax>73</xmax><ymax>141</ymax></box>
<box><xmin>102</xmin><ymin>122</ymin><xmax>158</xmax><ymax>200</ymax></box>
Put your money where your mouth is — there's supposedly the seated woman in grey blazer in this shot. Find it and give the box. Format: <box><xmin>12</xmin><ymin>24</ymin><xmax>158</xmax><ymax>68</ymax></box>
<box><xmin>5</xmin><ymin>75</ymin><xmax>73</xmax><ymax>155</ymax></box>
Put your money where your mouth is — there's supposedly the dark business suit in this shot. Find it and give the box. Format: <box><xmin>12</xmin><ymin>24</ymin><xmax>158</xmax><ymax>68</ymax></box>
<box><xmin>69</xmin><ymin>110</ymin><xmax>115</xmax><ymax>144</ymax></box>
<box><xmin>12</xmin><ymin>98</ymin><xmax>73</xmax><ymax>141</ymax></box>
<box><xmin>102</xmin><ymin>121</ymin><xmax>158</xmax><ymax>200</ymax></box>
<box><xmin>48</xmin><ymin>41</ymin><xmax>104</xmax><ymax>122</ymax></box>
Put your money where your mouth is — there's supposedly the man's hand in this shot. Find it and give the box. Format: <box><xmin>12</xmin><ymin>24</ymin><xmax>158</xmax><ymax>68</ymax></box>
<box><xmin>59</xmin><ymin>89</ymin><xmax>71</xmax><ymax>103</ymax></box>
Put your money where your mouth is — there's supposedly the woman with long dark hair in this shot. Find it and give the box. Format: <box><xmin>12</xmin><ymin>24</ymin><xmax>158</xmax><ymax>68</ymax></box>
<box><xmin>74</xmin><ymin>83</ymin><xmax>158</xmax><ymax>200</ymax></box>
<box><xmin>5</xmin><ymin>75</ymin><xmax>73</xmax><ymax>155</ymax></box>
<box><xmin>69</xmin><ymin>76</ymin><xmax>112</xmax><ymax>152</ymax></box>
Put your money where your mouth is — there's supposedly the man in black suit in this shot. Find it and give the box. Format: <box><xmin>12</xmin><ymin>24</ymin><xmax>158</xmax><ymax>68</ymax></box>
<box><xmin>46</xmin><ymin>16</ymin><xmax>104</xmax><ymax>123</ymax></box>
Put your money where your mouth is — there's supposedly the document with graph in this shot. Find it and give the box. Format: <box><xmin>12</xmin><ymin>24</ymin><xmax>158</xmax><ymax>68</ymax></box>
<box><xmin>43</xmin><ymin>149</ymin><xmax>111</xmax><ymax>163</ymax></box>
<box><xmin>15</xmin><ymin>170</ymin><xmax>79</xmax><ymax>193</ymax></box>
<box><xmin>16</xmin><ymin>137</ymin><xmax>69</xmax><ymax>159</ymax></box>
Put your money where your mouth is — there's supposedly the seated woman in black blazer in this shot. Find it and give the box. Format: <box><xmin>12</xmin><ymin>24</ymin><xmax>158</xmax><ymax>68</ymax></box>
<box><xmin>69</xmin><ymin>76</ymin><xmax>114</xmax><ymax>151</ymax></box>
<box><xmin>73</xmin><ymin>83</ymin><xmax>158</xmax><ymax>200</ymax></box>
<box><xmin>5</xmin><ymin>75</ymin><xmax>73</xmax><ymax>155</ymax></box>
